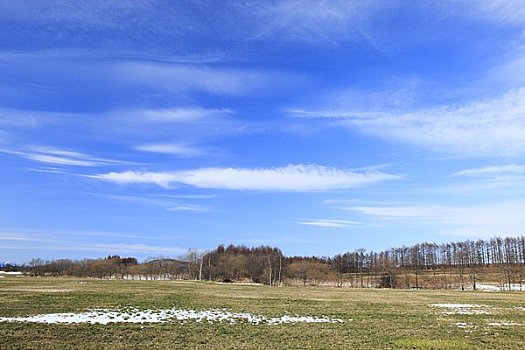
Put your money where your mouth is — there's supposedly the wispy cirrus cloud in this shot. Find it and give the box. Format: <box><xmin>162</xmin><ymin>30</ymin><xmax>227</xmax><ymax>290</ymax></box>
<box><xmin>115</xmin><ymin>61</ymin><xmax>299</xmax><ymax>96</ymax></box>
<box><xmin>119</xmin><ymin>107</ymin><xmax>232</xmax><ymax>123</ymax></box>
<box><xmin>291</xmin><ymin>87</ymin><xmax>525</xmax><ymax>157</ymax></box>
<box><xmin>100</xmin><ymin>106</ymin><xmax>242</xmax><ymax>147</ymax></box>
<box><xmin>447</xmin><ymin>164</ymin><xmax>525</xmax><ymax>193</ymax></box>
<box><xmin>344</xmin><ymin>200</ymin><xmax>525</xmax><ymax>237</ymax></box>
<box><xmin>90</xmin><ymin>171</ymin><xmax>175</xmax><ymax>188</ymax></box>
<box><xmin>0</xmin><ymin>227</ymin><xmax>155</xmax><ymax>241</ymax></box>
<box><xmin>135</xmin><ymin>143</ymin><xmax>205</xmax><ymax>157</ymax></box>
<box><xmin>244</xmin><ymin>0</ymin><xmax>384</xmax><ymax>47</ymax></box>
<box><xmin>467</xmin><ymin>0</ymin><xmax>525</xmax><ymax>25</ymax></box>
<box><xmin>348</xmin><ymin>205</ymin><xmax>441</xmax><ymax>218</ymax></box>
<box><xmin>166</xmin><ymin>205</ymin><xmax>209</xmax><ymax>213</ymax></box>
<box><xmin>0</xmin><ymin>1</ymin><xmax>197</xmax><ymax>52</ymax></box>
<box><xmin>299</xmin><ymin>219</ymin><xmax>360</xmax><ymax>228</ymax></box>
<box><xmin>0</xmin><ymin>227</ymin><xmax>189</xmax><ymax>258</ymax></box>
<box><xmin>452</xmin><ymin>164</ymin><xmax>525</xmax><ymax>177</ymax></box>
<box><xmin>0</xmin><ymin>105</ymin><xmax>236</xmax><ymax>145</ymax></box>
<box><xmin>0</xmin><ymin>53</ymin><xmax>301</xmax><ymax>113</ymax></box>
<box><xmin>89</xmin><ymin>164</ymin><xmax>400</xmax><ymax>191</ymax></box>
<box><xmin>0</xmin><ymin>233</ymin><xmax>52</xmax><ymax>242</ymax></box>
<box><xmin>0</xmin><ymin>146</ymin><xmax>130</xmax><ymax>167</ymax></box>
<box><xmin>0</xmin><ymin>108</ymin><xmax>60</xmax><ymax>127</ymax></box>
<box><xmin>81</xmin><ymin>243</ymin><xmax>186</xmax><ymax>255</ymax></box>
<box><xmin>97</xmin><ymin>194</ymin><xmax>209</xmax><ymax>213</ymax></box>
<box><xmin>0</xmin><ymin>1</ymin><xmax>384</xmax><ymax>52</ymax></box>
<box><xmin>0</xmin><ymin>242</ymin><xmax>187</xmax><ymax>257</ymax></box>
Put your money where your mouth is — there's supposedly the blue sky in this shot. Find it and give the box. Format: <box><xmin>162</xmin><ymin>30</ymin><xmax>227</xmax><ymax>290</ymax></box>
<box><xmin>2</xmin><ymin>0</ymin><xmax>525</xmax><ymax>263</ymax></box>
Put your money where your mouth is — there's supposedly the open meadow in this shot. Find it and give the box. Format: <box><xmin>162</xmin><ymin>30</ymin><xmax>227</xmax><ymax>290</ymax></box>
<box><xmin>0</xmin><ymin>277</ymin><xmax>524</xmax><ymax>349</ymax></box>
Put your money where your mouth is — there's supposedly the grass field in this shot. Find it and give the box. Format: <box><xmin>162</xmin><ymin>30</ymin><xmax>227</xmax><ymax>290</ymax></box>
<box><xmin>1</xmin><ymin>277</ymin><xmax>524</xmax><ymax>349</ymax></box>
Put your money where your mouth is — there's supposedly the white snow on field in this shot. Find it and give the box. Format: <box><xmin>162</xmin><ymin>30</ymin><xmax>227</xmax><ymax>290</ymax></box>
<box><xmin>455</xmin><ymin>322</ymin><xmax>468</xmax><ymax>328</ymax></box>
<box><xmin>431</xmin><ymin>303</ymin><xmax>490</xmax><ymax>315</ymax></box>
<box><xmin>475</xmin><ymin>283</ymin><xmax>524</xmax><ymax>292</ymax></box>
<box><xmin>455</xmin><ymin>322</ymin><xmax>477</xmax><ymax>333</ymax></box>
<box><xmin>487</xmin><ymin>321</ymin><xmax>524</xmax><ymax>327</ymax></box>
<box><xmin>474</xmin><ymin>284</ymin><xmax>501</xmax><ymax>292</ymax></box>
<box><xmin>433</xmin><ymin>304</ymin><xmax>482</xmax><ymax>308</ymax></box>
<box><xmin>0</xmin><ymin>308</ymin><xmax>344</xmax><ymax>325</ymax></box>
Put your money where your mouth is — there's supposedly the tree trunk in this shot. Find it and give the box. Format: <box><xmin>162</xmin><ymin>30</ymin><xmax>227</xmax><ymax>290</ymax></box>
<box><xmin>208</xmin><ymin>256</ymin><xmax>212</xmax><ymax>281</ymax></box>
<box><xmin>198</xmin><ymin>256</ymin><xmax>204</xmax><ymax>281</ymax></box>
<box><xmin>268</xmin><ymin>257</ymin><xmax>273</xmax><ymax>286</ymax></box>
<box><xmin>278</xmin><ymin>255</ymin><xmax>282</xmax><ymax>286</ymax></box>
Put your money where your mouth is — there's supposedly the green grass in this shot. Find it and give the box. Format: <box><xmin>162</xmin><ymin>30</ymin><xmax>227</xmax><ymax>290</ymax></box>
<box><xmin>1</xmin><ymin>277</ymin><xmax>524</xmax><ymax>349</ymax></box>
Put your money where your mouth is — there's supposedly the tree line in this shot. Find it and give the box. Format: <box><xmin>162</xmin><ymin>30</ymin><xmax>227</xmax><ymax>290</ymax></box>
<box><xmin>18</xmin><ymin>235</ymin><xmax>525</xmax><ymax>290</ymax></box>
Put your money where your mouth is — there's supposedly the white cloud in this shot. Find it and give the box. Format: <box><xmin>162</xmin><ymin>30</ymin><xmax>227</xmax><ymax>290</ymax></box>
<box><xmin>27</xmin><ymin>167</ymin><xmax>69</xmax><ymax>175</ymax></box>
<box><xmin>245</xmin><ymin>0</ymin><xmax>383</xmax><ymax>47</ymax></box>
<box><xmin>0</xmin><ymin>105</ymin><xmax>237</xmax><ymax>149</ymax></box>
<box><xmin>27</xmin><ymin>154</ymin><xmax>98</xmax><ymax>167</ymax></box>
<box><xmin>0</xmin><ymin>242</ymin><xmax>187</xmax><ymax>256</ymax></box>
<box><xmin>124</xmin><ymin>107</ymin><xmax>232</xmax><ymax>123</ymax></box>
<box><xmin>0</xmin><ymin>1</ymin><xmax>383</xmax><ymax>50</ymax></box>
<box><xmin>135</xmin><ymin>143</ymin><xmax>205</xmax><ymax>157</ymax></box>
<box><xmin>116</xmin><ymin>61</ymin><xmax>295</xmax><ymax>96</ymax></box>
<box><xmin>0</xmin><ymin>108</ymin><xmax>60</xmax><ymax>127</ymax></box>
<box><xmin>98</xmin><ymin>194</ymin><xmax>209</xmax><ymax>213</ymax></box>
<box><xmin>0</xmin><ymin>146</ymin><xmax>130</xmax><ymax>167</ymax></box>
<box><xmin>155</xmin><ymin>194</ymin><xmax>215</xmax><ymax>199</ymax></box>
<box><xmin>0</xmin><ymin>233</ymin><xmax>50</xmax><ymax>242</ymax></box>
<box><xmin>483</xmin><ymin>48</ymin><xmax>525</xmax><ymax>90</ymax></box>
<box><xmin>81</xmin><ymin>243</ymin><xmax>186</xmax><ymax>255</ymax></box>
<box><xmin>0</xmin><ymin>227</ymin><xmax>152</xmax><ymax>240</ymax></box>
<box><xmin>89</xmin><ymin>164</ymin><xmax>400</xmax><ymax>191</ymax></box>
<box><xmin>0</xmin><ymin>1</ymin><xmax>195</xmax><ymax>51</ymax></box>
<box><xmin>348</xmin><ymin>205</ymin><xmax>446</xmax><ymax>218</ymax></box>
<box><xmin>345</xmin><ymin>201</ymin><xmax>525</xmax><ymax>237</ymax></box>
<box><xmin>0</xmin><ymin>227</ymin><xmax>188</xmax><ymax>258</ymax></box>
<box><xmin>292</xmin><ymin>87</ymin><xmax>525</xmax><ymax>157</ymax></box>
<box><xmin>299</xmin><ymin>219</ymin><xmax>360</xmax><ymax>228</ymax></box>
<box><xmin>91</xmin><ymin>171</ymin><xmax>176</xmax><ymax>188</ymax></box>
<box><xmin>453</xmin><ymin>164</ymin><xmax>525</xmax><ymax>177</ymax></box>
<box><xmin>468</xmin><ymin>0</ymin><xmax>525</xmax><ymax>25</ymax></box>
<box><xmin>100</xmin><ymin>105</ymin><xmax>246</xmax><ymax>147</ymax></box>
<box><xmin>445</xmin><ymin>164</ymin><xmax>525</xmax><ymax>194</ymax></box>
<box><xmin>166</xmin><ymin>205</ymin><xmax>209</xmax><ymax>213</ymax></box>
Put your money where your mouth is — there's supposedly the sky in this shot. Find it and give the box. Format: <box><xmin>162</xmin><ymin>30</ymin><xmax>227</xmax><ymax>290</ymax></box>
<box><xmin>2</xmin><ymin>0</ymin><xmax>525</xmax><ymax>263</ymax></box>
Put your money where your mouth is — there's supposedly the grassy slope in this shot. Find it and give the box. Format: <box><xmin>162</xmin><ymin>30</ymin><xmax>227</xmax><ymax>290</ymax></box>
<box><xmin>0</xmin><ymin>277</ymin><xmax>524</xmax><ymax>349</ymax></box>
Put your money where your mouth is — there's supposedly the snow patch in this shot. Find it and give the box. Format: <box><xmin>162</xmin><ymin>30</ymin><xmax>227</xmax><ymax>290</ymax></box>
<box><xmin>455</xmin><ymin>322</ymin><xmax>472</xmax><ymax>328</ymax></box>
<box><xmin>475</xmin><ymin>283</ymin><xmax>524</xmax><ymax>292</ymax></box>
<box><xmin>0</xmin><ymin>307</ymin><xmax>345</xmax><ymax>325</ymax></box>
<box><xmin>473</xmin><ymin>284</ymin><xmax>501</xmax><ymax>292</ymax></box>
<box><xmin>487</xmin><ymin>321</ymin><xmax>524</xmax><ymax>327</ymax></box>
<box><xmin>455</xmin><ymin>322</ymin><xmax>477</xmax><ymax>332</ymax></box>
<box><xmin>431</xmin><ymin>303</ymin><xmax>490</xmax><ymax>315</ymax></box>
